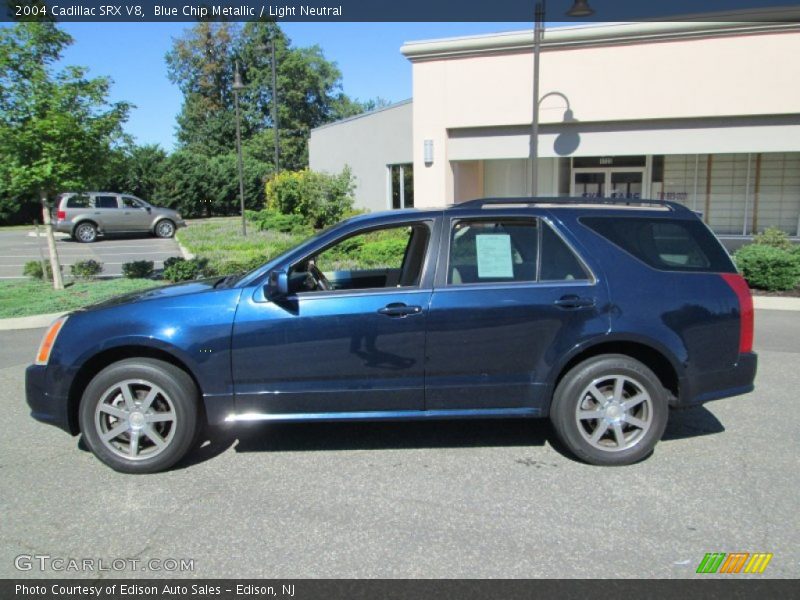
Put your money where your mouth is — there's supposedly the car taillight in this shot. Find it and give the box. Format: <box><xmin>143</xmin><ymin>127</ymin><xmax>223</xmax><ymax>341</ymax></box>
<box><xmin>721</xmin><ymin>273</ymin><xmax>754</xmax><ymax>354</ymax></box>
<box><xmin>56</xmin><ymin>210</ymin><xmax>66</xmax><ymax>220</ymax></box>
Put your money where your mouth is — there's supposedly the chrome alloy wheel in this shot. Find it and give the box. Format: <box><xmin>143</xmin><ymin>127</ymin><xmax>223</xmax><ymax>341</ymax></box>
<box><xmin>94</xmin><ymin>379</ymin><xmax>177</xmax><ymax>460</ymax></box>
<box><xmin>156</xmin><ymin>220</ymin><xmax>174</xmax><ymax>237</ymax></box>
<box><xmin>574</xmin><ymin>374</ymin><xmax>653</xmax><ymax>452</ymax></box>
<box><xmin>75</xmin><ymin>223</ymin><xmax>96</xmax><ymax>242</ymax></box>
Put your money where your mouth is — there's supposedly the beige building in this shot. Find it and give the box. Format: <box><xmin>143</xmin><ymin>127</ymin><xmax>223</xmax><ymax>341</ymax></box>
<box><xmin>310</xmin><ymin>19</ymin><xmax>800</xmax><ymax>238</ymax></box>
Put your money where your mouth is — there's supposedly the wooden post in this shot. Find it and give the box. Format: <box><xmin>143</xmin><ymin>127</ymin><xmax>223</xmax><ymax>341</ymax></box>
<box><xmin>703</xmin><ymin>155</ymin><xmax>713</xmax><ymax>225</ymax></box>
<box><xmin>33</xmin><ymin>221</ymin><xmax>49</xmax><ymax>282</ymax></box>
<box><xmin>751</xmin><ymin>153</ymin><xmax>762</xmax><ymax>234</ymax></box>
<box><xmin>40</xmin><ymin>191</ymin><xmax>64</xmax><ymax>290</ymax></box>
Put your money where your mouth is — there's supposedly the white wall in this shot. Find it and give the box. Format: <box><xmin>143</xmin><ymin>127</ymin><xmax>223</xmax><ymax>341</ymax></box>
<box><xmin>309</xmin><ymin>101</ymin><xmax>413</xmax><ymax>213</ymax></box>
<box><xmin>406</xmin><ymin>24</ymin><xmax>800</xmax><ymax>207</ymax></box>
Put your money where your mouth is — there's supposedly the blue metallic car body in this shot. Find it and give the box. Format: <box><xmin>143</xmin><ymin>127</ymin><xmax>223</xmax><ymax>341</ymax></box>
<box><xmin>26</xmin><ymin>202</ymin><xmax>757</xmax><ymax>436</ymax></box>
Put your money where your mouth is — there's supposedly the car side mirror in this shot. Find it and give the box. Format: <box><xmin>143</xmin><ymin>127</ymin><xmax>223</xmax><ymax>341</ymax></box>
<box><xmin>146</xmin><ymin>206</ymin><xmax>151</xmax><ymax>213</ymax></box>
<box><xmin>266</xmin><ymin>270</ymin><xmax>289</xmax><ymax>299</ymax></box>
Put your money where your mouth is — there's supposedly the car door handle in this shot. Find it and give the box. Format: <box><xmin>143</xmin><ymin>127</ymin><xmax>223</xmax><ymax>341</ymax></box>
<box><xmin>378</xmin><ymin>303</ymin><xmax>422</xmax><ymax>317</ymax></box>
<box><xmin>554</xmin><ymin>295</ymin><xmax>595</xmax><ymax>309</ymax></box>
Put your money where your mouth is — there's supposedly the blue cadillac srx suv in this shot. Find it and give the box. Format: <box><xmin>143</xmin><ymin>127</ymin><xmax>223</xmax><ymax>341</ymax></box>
<box><xmin>26</xmin><ymin>198</ymin><xmax>757</xmax><ymax>473</ymax></box>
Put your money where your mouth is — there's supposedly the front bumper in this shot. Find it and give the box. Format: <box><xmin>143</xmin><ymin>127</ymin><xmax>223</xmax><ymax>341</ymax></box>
<box><xmin>677</xmin><ymin>352</ymin><xmax>758</xmax><ymax>407</ymax></box>
<box><xmin>26</xmin><ymin>365</ymin><xmax>74</xmax><ymax>434</ymax></box>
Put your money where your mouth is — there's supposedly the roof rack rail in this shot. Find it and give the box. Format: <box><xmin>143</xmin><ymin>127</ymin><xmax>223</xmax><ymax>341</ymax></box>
<box><xmin>453</xmin><ymin>197</ymin><xmax>689</xmax><ymax>211</ymax></box>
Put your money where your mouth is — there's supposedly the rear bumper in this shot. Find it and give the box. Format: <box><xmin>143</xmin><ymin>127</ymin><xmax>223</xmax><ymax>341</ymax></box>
<box><xmin>677</xmin><ymin>352</ymin><xmax>758</xmax><ymax>407</ymax></box>
<box><xmin>26</xmin><ymin>365</ymin><xmax>74</xmax><ymax>434</ymax></box>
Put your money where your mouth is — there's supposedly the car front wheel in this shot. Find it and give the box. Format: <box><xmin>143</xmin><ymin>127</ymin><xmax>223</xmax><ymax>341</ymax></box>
<box><xmin>154</xmin><ymin>219</ymin><xmax>175</xmax><ymax>238</ymax></box>
<box><xmin>550</xmin><ymin>354</ymin><xmax>668</xmax><ymax>466</ymax></box>
<box><xmin>79</xmin><ymin>358</ymin><xmax>199</xmax><ymax>473</ymax></box>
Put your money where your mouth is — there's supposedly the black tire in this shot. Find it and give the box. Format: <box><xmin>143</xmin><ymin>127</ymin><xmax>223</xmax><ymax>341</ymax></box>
<box><xmin>74</xmin><ymin>222</ymin><xmax>97</xmax><ymax>243</ymax></box>
<box><xmin>154</xmin><ymin>219</ymin><xmax>175</xmax><ymax>238</ymax></box>
<box><xmin>79</xmin><ymin>358</ymin><xmax>199</xmax><ymax>474</ymax></box>
<box><xmin>550</xmin><ymin>354</ymin><xmax>669</xmax><ymax>466</ymax></box>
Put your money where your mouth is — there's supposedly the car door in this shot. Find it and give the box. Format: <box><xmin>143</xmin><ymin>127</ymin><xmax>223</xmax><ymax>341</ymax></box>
<box><xmin>120</xmin><ymin>196</ymin><xmax>152</xmax><ymax>232</ymax></box>
<box><xmin>424</xmin><ymin>211</ymin><xmax>609</xmax><ymax>413</ymax></box>
<box><xmin>230</xmin><ymin>216</ymin><xmax>441</xmax><ymax>415</ymax></box>
<box><xmin>92</xmin><ymin>194</ymin><xmax>123</xmax><ymax>232</ymax></box>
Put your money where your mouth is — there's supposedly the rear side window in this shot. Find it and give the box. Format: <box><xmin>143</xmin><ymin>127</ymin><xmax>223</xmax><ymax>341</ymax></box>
<box><xmin>65</xmin><ymin>195</ymin><xmax>90</xmax><ymax>208</ymax></box>
<box><xmin>449</xmin><ymin>219</ymin><xmax>538</xmax><ymax>284</ymax></box>
<box><xmin>581</xmin><ymin>217</ymin><xmax>735</xmax><ymax>273</ymax></box>
<box><xmin>94</xmin><ymin>195</ymin><xmax>119</xmax><ymax>209</ymax></box>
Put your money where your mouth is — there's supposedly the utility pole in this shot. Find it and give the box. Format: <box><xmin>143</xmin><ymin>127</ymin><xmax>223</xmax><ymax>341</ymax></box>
<box><xmin>270</xmin><ymin>37</ymin><xmax>280</xmax><ymax>174</ymax></box>
<box><xmin>233</xmin><ymin>60</ymin><xmax>247</xmax><ymax>237</ymax></box>
<box><xmin>531</xmin><ymin>1</ymin><xmax>595</xmax><ymax>198</ymax></box>
<box><xmin>530</xmin><ymin>0</ymin><xmax>545</xmax><ymax>198</ymax></box>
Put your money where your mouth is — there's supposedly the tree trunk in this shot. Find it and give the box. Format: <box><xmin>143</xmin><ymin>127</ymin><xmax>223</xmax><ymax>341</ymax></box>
<box><xmin>40</xmin><ymin>191</ymin><xmax>64</xmax><ymax>290</ymax></box>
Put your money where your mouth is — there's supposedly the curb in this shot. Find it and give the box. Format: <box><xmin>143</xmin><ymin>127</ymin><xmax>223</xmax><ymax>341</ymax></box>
<box><xmin>1</xmin><ymin>296</ymin><xmax>797</xmax><ymax>332</ymax></box>
<box><xmin>176</xmin><ymin>239</ymin><xmax>195</xmax><ymax>260</ymax></box>
<box><xmin>0</xmin><ymin>311</ymin><xmax>67</xmax><ymax>331</ymax></box>
<box><xmin>27</xmin><ymin>231</ymin><xmax>68</xmax><ymax>239</ymax></box>
<box><xmin>753</xmin><ymin>296</ymin><xmax>800</xmax><ymax>312</ymax></box>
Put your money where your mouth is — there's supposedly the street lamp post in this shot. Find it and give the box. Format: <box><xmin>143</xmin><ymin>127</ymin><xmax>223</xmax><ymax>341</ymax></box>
<box><xmin>531</xmin><ymin>0</ymin><xmax>594</xmax><ymax>197</ymax></box>
<box><xmin>233</xmin><ymin>60</ymin><xmax>247</xmax><ymax>237</ymax></box>
<box><xmin>269</xmin><ymin>37</ymin><xmax>280</xmax><ymax>174</ymax></box>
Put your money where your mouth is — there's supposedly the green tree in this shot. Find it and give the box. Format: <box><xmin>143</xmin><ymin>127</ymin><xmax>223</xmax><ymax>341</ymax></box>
<box><xmin>154</xmin><ymin>150</ymin><xmax>268</xmax><ymax>218</ymax></box>
<box><xmin>166</xmin><ymin>22</ymin><xmax>238</xmax><ymax>156</ymax></box>
<box><xmin>100</xmin><ymin>144</ymin><xmax>168</xmax><ymax>202</ymax></box>
<box><xmin>0</xmin><ymin>23</ymin><xmax>130</xmax><ymax>204</ymax></box>
<box><xmin>0</xmin><ymin>22</ymin><xmax>130</xmax><ymax>287</ymax></box>
<box><xmin>167</xmin><ymin>22</ymin><xmax>371</xmax><ymax>171</ymax></box>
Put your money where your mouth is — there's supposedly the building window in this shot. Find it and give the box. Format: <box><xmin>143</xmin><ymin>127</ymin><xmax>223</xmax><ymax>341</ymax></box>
<box><xmin>390</xmin><ymin>164</ymin><xmax>414</xmax><ymax>209</ymax></box>
<box><xmin>654</xmin><ymin>152</ymin><xmax>800</xmax><ymax>236</ymax></box>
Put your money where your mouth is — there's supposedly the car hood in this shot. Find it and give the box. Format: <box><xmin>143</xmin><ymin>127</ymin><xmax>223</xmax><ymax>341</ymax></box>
<box><xmin>81</xmin><ymin>278</ymin><xmax>222</xmax><ymax>311</ymax></box>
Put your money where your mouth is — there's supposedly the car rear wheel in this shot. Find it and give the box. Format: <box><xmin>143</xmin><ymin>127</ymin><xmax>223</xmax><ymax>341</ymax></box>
<box><xmin>154</xmin><ymin>219</ymin><xmax>175</xmax><ymax>238</ymax></box>
<box><xmin>79</xmin><ymin>358</ymin><xmax>199</xmax><ymax>474</ymax></box>
<box><xmin>74</xmin><ymin>222</ymin><xmax>97</xmax><ymax>243</ymax></box>
<box><xmin>550</xmin><ymin>354</ymin><xmax>668</xmax><ymax>466</ymax></box>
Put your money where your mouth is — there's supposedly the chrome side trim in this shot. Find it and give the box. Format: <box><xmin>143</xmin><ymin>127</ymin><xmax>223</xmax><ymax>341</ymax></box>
<box><xmin>224</xmin><ymin>407</ymin><xmax>540</xmax><ymax>423</ymax></box>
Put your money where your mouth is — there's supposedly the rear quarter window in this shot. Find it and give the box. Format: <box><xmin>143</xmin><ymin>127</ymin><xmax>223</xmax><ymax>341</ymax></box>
<box><xmin>580</xmin><ymin>216</ymin><xmax>735</xmax><ymax>273</ymax></box>
<box><xmin>65</xmin><ymin>195</ymin><xmax>91</xmax><ymax>208</ymax></box>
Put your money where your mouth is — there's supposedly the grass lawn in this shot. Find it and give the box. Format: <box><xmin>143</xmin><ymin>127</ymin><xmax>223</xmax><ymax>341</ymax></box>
<box><xmin>0</xmin><ymin>279</ymin><xmax>165</xmax><ymax>318</ymax></box>
<box><xmin>178</xmin><ymin>217</ymin><xmax>304</xmax><ymax>274</ymax></box>
<box><xmin>0</xmin><ymin>224</ymin><xmax>35</xmax><ymax>231</ymax></box>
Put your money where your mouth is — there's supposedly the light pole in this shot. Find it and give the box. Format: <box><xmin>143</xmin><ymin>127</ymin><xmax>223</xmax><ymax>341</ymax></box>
<box><xmin>233</xmin><ymin>60</ymin><xmax>247</xmax><ymax>236</ymax></box>
<box><xmin>269</xmin><ymin>36</ymin><xmax>280</xmax><ymax>174</ymax></box>
<box><xmin>531</xmin><ymin>0</ymin><xmax>594</xmax><ymax>197</ymax></box>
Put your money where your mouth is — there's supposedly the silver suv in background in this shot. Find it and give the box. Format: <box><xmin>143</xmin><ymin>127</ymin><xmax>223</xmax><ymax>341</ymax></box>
<box><xmin>54</xmin><ymin>192</ymin><xmax>186</xmax><ymax>243</ymax></box>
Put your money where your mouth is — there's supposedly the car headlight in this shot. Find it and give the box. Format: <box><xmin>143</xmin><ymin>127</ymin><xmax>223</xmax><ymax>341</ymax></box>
<box><xmin>35</xmin><ymin>315</ymin><xmax>68</xmax><ymax>365</ymax></box>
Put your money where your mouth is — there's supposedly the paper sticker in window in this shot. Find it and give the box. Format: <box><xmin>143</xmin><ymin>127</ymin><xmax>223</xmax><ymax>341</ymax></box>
<box><xmin>475</xmin><ymin>234</ymin><xmax>513</xmax><ymax>279</ymax></box>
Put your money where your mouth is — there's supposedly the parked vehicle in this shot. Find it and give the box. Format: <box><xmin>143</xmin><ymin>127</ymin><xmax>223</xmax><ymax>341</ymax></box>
<box><xmin>26</xmin><ymin>198</ymin><xmax>756</xmax><ymax>473</ymax></box>
<box><xmin>54</xmin><ymin>192</ymin><xmax>186</xmax><ymax>242</ymax></box>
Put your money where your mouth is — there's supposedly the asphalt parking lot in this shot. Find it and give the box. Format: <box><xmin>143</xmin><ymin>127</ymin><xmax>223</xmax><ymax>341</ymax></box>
<box><xmin>0</xmin><ymin>310</ymin><xmax>797</xmax><ymax>579</ymax></box>
<box><xmin>0</xmin><ymin>228</ymin><xmax>183</xmax><ymax>279</ymax></box>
